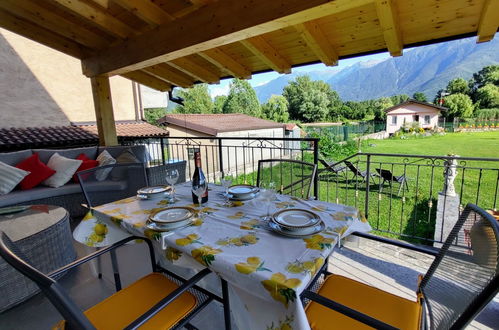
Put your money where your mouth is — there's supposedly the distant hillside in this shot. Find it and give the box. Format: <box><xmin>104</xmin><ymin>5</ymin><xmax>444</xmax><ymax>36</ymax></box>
<box><xmin>254</xmin><ymin>37</ymin><xmax>499</xmax><ymax>102</ymax></box>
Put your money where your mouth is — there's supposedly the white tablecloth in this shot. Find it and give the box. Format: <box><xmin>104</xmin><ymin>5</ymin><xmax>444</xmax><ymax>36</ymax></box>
<box><xmin>90</xmin><ymin>182</ymin><xmax>372</xmax><ymax>330</ymax></box>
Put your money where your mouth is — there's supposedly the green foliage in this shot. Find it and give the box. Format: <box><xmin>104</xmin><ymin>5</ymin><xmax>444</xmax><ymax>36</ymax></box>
<box><xmin>443</xmin><ymin>93</ymin><xmax>474</xmax><ymax>118</ymax></box>
<box><xmin>261</xmin><ymin>95</ymin><xmax>289</xmax><ymax>122</ymax></box>
<box><xmin>174</xmin><ymin>84</ymin><xmax>213</xmax><ymax>114</ymax></box>
<box><xmin>307</xmin><ymin>130</ymin><xmax>359</xmax><ymax>159</ymax></box>
<box><xmin>469</xmin><ymin>65</ymin><xmax>499</xmax><ymax>91</ymax></box>
<box><xmin>475</xmin><ymin>84</ymin><xmax>499</xmax><ymax>108</ymax></box>
<box><xmin>213</xmin><ymin>95</ymin><xmax>227</xmax><ymax>114</ymax></box>
<box><xmin>412</xmin><ymin>92</ymin><xmax>427</xmax><ymax>102</ymax></box>
<box><xmin>390</xmin><ymin>94</ymin><xmax>409</xmax><ymax>105</ymax></box>
<box><xmin>446</xmin><ymin>78</ymin><xmax>471</xmax><ymax>95</ymax></box>
<box><xmin>476</xmin><ymin>108</ymin><xmax>499</xmax><ymax>120</ymax></box>
<box><xmin>222</xmin><ymin>79</ymin><xmax>261</xmax><ymax>117</ymax></box>
<box><xmin>144</xmin><ymin>107</ymin><xmax>167</xmax><ymax>125</ymax></box>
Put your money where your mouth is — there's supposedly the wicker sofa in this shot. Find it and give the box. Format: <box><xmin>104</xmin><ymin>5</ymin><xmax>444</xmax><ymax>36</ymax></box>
<box><xmin>0</xmin><ymin>145</ymin><xmax>186</xmax><ymax>218</ymax></box>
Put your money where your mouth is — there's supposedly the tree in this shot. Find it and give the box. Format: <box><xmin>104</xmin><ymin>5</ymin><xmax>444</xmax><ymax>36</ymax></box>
<box><xmin>475</xmin><ymin>83</ymin><xmax>499</xmax><ymax>108</ymax></box>
<box><xmin>144</xmin><ymin>107</ymin><xmax>167</xmax><ymax>125</ymax></box>
<box><xmin>390</xmin><ymin>94</ymin><xmax>409</xmax><ymax>105</ymax></box>
<box><xmin>442</xmin><ymin>93</ymin><xmax>474</xmax><ymax>118</ymax></box>
<box><xmin>446</xmin><ymin>78</ymin><xmax>470</xmax><ymax>95</ymax></box>
<box><xmin>469</xmin><ymin>65</ymin><xmax>499</xmax><ymax>90</ymax></box>
<box><xmin>412</xmin><ymin>92</ymin><xmax>427</xmax><ymax>102</ymax></box>
<box><xmin>261</xmin><ymin>95</ymin><xmax>289</xmax><ymax>122</ymax></box>
<box><xmin>174</xmin><ymin>84</ymin><xmax>213</xmax><ymax>114</ymax></box>
<box><xmin>213</xmin><ymin>95</ymin><xmax>227</xmax><ymax>114</ymax></box>
<box><xmin>283</xmin><ymin>75</ymin><xmax>330</xmax><ymax>123</ymax></box>
<box><xmin>222</xmin><ymin>79</ymin><xmax>261</xmax><ymax>117</ymax></box>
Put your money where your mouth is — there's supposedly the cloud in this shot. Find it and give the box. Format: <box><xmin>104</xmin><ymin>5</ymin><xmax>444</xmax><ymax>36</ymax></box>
<box><xmin>209</xmin><ymin>84</ymin><xmax>230</xmax><ymax>97</ymax></box>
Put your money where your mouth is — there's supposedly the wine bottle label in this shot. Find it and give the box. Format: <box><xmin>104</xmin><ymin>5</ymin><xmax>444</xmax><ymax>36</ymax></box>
<box><xmin>194</xmin><ymin>151</ymin><xmax>201</xmax><ymax>167</ymax></box>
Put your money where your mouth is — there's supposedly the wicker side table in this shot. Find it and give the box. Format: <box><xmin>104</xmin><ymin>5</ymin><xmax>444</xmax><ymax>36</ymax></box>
<box><xmin>0</xmin><ymin>205</ymin><xmax>76</xmax><ymax>313</ymax></box>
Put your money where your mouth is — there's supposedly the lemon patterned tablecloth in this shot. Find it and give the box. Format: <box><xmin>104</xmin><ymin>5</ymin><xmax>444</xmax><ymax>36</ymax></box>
<box><xmin>92</xmin><ymin>182</ymin><xmax>371</xmax><ymax>330</ymax></box>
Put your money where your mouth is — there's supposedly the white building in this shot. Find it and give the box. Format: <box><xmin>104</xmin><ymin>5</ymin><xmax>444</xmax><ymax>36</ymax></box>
<box><xmin>385</xmin><ymin>100</ymin><xmax>447</xmax><ymax>134</ymax></box>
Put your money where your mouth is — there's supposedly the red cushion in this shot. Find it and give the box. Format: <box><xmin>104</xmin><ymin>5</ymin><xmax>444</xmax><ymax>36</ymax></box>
<box><xmin>15</xmin><ymin>153</ymin><xmax>56</xmax><ymax>190</ymax></box>
<box><xmin>73</xmin><ymin>154</ymin><xmax>99</xmax><ymax>183</ymax></box>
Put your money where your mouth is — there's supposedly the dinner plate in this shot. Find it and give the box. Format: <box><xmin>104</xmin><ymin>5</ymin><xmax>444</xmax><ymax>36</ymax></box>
<box><xmin>272</xmin><ymin>209</ymin><xmax>321</xmax><ymax>229</ymax></box>
<box><xmin>145</xmin><ymin>218</ymin><xmax>193</xmax><ymax>232</ymax></box>
<box><xmin>0</xmin><ymin>205</ymin><xmax>30</xmax><ymax>215</ymax></box>
<box><xmin>268</xmin><ymin>219</ymin><xmax>325</xmax><ymax>238</ymax></box>
<box><xmin>228</xmin><ymin>184</ymin><xmax>259</xmax><ymax>197</ymax></box>
<box><xmin>149</xmin><ymin>207</ymin><xmax>194</xmax><ymax>226</ymax></box>
<box><xmin>228</xmin><ymin>192</ymin><xmax>258</xmax><ymax>201</ymax></box>
<box><xmin>137</xmin><ymin>185</ymin><xmax>171</xmax><ymax>199</ymax></box>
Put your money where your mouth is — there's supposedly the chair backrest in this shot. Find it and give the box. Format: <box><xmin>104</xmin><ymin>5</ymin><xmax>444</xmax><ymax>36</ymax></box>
<box><xmin>257</xmin><ymin>159</ymin><xmax>317</xmax><ymax>199</ymax></box>
<box><xmin>78</xmin><ymin>163</ymin><xmax>148</xmax><ymax>208</ymax></box>
<box><xmin>0</xmin><ymin>232</ymin><xmax>94</xmax><ymax>329</ymax></box>
<box><xmin>418</xmin><ymin>204</ymin><xmax>499</xmax><ymax>330</ymax></box>
<box><xmin>376</xmin><ymin>168</ymin><xmax>394</xmax><ymax>181</ymax></box>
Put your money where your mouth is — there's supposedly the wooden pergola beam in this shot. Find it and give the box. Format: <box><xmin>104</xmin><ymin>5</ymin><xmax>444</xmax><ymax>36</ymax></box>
<box><xmin>199</xmin><ymin>48</ymin><xmax>252</xmax><ymax>79</ymax></box>
<box><xmin>0</xmin><ymin>9</ymin><xmax>84</xmax><ymax>58</ymax></box>
<box><xmin>113</xmin><ymin>0</ymin><xmax>174</xmax><ymax>26</ymax></box>
<box><xmin>477</xmin><ymin>0</ymin><xmax>499</xmax><ymax>43</ymax></box>
<box><xmin>295</xmin><ymin>21</ymin><xmax>338</xmax><ymax>66</ymax></box>
<box><xmin>375</xmin><ymin>0</ymin><xmax>402</xmax><ymax>57</ymax></box>
<box><xmin>91</xmin><ymin>76</ymin><xmax>118</xmax><ymax>146</ymax></box>
<box><xmin>82</xmin><ymin>0</ymin><xmax>372</xmax><ymax>76</ymax></box>
<box><xmin>121</xmin><ymin>71</ymin><xmax>172</xmax><ymax>91</ymax></box>
<box><xmin>240</xmin><ymin>36</ymin><xmax>291</xmax><ymax>74</ymax></box>
<box><xmin>167</xmin><ymin>58</ymin><xmax>220</xmax><ymax>83</ymax></box>
<box><xmin>143</xmin><ymin>64</ymin><xmax>194</xmax><ymax>88</ymax></box>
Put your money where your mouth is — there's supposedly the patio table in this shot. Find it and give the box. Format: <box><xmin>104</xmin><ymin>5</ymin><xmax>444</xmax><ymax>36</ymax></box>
<box><xmin>90</xmin><ymin>182</ymin><xmax>372</xmax><ymax>330</ymax></box>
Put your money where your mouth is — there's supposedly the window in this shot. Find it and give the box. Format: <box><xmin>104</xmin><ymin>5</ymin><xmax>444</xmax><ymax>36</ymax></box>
<box><xmin>424</xmin><ymin>115</ymin><xmax>431</xmax><ymax>125</ymax></box>
<box><xmin>391</xmin><ymin>116</ymin><xmax>397</xmax><ymax>125</ymax></box>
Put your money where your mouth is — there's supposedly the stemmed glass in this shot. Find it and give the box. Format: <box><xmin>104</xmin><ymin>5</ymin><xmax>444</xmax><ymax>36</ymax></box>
<box><xmin>221</xmin><ymin>172</ymin><xmax>233</xmax><ymax>205</ymax></box>
<box><xmin>165</xmin><ymin>169</ymin><xmax>179</xmax><ymax>203</ymax></box>
<box><xmin>260</xmin><ymin>182</ymin><xmax>276</xmax><ymax>221</ymax></box>
<box><xmin>192</xmin><ymin>180</ymin><xmax>208</xmax><ymax>209</ymax></box>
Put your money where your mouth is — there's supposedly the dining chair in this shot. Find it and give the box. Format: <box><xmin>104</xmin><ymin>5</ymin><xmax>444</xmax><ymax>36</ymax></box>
<box><xmin>376</xmin><ymin>168</ymin><xmax>409</xmax><ymax>196</ymax></box>
<box><xmin>256</xmin><ymin>159</ymin><xmax>317</xmax><ymax>199</ymax></box>
<box><xmin>302</xmin><ymin>203</ymin><xmax>499</xmax><ymax>329</ymax></box>
<box><xmin>0</xmin><ymin>233</ymin><xmax>214</xmax><ymax>330</ymax></box>
<box><xmin>344</xmin><ymin>160</ymin><xmax>378</xmax><ymax>184</ymax></box>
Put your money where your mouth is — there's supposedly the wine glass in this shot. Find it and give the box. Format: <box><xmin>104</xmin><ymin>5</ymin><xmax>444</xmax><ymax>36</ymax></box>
<box><xmin>221</xmin><ymin>172</ymin><xmax>233</xmax><ymax>204</ymax></box>
<box><xmin>192</xmin><ymin>180</ymin><xmax>207</xmax><ymax>209</ymax></box>
<box><xmin>260</xmin><ymin>182</ymin><xmax>276</xmax><ymax>221</ymax></box>
<box><xmin>166</xmin><ymin>169</ymin><xmax>179</xmax><ymax>203</ymax></box>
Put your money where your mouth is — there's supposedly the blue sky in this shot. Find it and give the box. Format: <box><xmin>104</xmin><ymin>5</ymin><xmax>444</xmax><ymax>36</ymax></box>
<box><xmin>208</xmin><ymin>51</ymin><xmax>392</xmax><ymax>97</ymax></box>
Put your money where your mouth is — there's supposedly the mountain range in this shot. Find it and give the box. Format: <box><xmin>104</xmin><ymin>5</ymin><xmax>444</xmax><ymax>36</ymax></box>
<box><xmin>254</xmin><ymin>37</ymin><xmax>499</xmax><ymax>102</ymax></box>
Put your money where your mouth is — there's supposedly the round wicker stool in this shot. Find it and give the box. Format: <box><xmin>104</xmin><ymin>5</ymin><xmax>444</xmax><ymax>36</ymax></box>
<box><xmin>0</xmin><ymin>205</ymin><xmax>76</xmax><ymax>312</ymax></box>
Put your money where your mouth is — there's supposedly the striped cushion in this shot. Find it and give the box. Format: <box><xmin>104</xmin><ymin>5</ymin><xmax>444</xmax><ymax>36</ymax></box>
<box><xmin>0</xmin><ymin>161</ymin><xmax>30</xmax><ymax>195</ymax></box>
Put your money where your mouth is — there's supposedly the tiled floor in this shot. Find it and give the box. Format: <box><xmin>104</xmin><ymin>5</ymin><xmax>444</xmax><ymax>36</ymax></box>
<box><xmin>0</xmin><ymin>236</ymin><xmax>497</xmax><ymax>329</ymax></box>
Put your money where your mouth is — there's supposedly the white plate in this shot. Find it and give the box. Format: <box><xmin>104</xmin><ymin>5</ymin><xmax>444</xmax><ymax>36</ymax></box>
<box><xmin>228</xmin><ymin>184</ymin><xmax>259</xmax><ymax>197</ymax></box>
<box><xmin>137</xmin><ymin>186</ymin><xmax>171</xmax><ymax>199</ymax></box>
<box><xmin>272</xmin><ymin>209</ymin><xmax>321</xmax><ymax>229</ymax></box>
<box><xmin>145</xmin><ymin>218</ymin><xmax>193</xmax><ymax>232</ymax></box>
<box><xmin>268</xmin><ymin>220</ymin><xmax>325</xmax><ymax>238</ymax></box>
<box><xmin>149</xmin><ymin>207</ymin><xmax>194</xmax><ymax>225</ymax></box>
<box><xmin>0</xmin><ymin>205</ymin><xmax>29</xmax><ymax>215</ymax></box>
<box><xmin>229</xmin><ymin>192</ymin><xmax>258</xmax><ymax>201</ymax></box>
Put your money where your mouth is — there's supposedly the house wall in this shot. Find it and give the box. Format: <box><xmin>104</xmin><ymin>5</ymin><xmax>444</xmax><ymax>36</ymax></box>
<box><xmin>386</xmin><ymin>104</ymin><xmax>441</xmax><ymax>134</ymax></box>
<box><xmin>0</xmin><ymin>29</ymin><xmax>136</xmax><ymax>129</ymax></box>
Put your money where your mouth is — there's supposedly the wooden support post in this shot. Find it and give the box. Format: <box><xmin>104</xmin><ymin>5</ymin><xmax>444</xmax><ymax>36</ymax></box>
<box><xmin>91</xmin><ymin>75</ymin><xmax>118</xmax><ymax>146</ymax></box>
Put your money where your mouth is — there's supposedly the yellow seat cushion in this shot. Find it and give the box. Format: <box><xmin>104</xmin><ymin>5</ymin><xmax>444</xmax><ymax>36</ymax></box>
<box><xmin>54</xmin><ymin>272</ymin><xmax>196</xmax><ymax>330</ymax></box>
<box><xmin>306</xmin><ymin>275</ymin><xmax>422</xmax><ymax>330</ymax></box>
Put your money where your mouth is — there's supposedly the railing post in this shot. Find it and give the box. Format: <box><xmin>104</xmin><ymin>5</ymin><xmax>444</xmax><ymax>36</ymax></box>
<box><xmin>313</xmin><ymin>139</ymin><xmax>319</xmax><ymax>199</ymax></box>
<box><xmin>160</xmin><ymin>137</ymin><xmax>165</xmax><ymax>165</ymax></box>
<box><xmin>218</xmin><ymin>138</ymin><xmax>224</xmax><ymax>177</ymax></box>
<box><xmin>364</xmin><ymin>154</ymin><xmax>371</xmax><ymax>220</ymax></box>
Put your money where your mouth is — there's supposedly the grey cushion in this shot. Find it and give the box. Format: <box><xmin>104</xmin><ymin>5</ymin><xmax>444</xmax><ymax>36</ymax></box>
<box><xmin>33</xmin><ymin>147</ymin><xmax>98</xmax><ymax>164</ymax></box>
<box><xmin>0</xmin><ymin>150</ymin><xmax>33</xmax><ymax>166</ymax></box>
<box><xmin>98</xmin><ymin>145</ymin><xmax>149</xmax><ymax>163</ymax></box>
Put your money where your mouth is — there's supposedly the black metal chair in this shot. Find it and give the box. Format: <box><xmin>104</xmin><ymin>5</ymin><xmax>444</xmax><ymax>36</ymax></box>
<box><xmin>318</xmin><ymin>156</ymin><xmax>347</xmax><ymax>178</ymax></box>
<box><xmin>344</xmin><ymin>160</ymin><xmax>378</xmax><ymax>184</ymax></box>
<box><xmin>0</xmin><ymin>233</ymin><xmax>215</xmax><ymax>329</ymax></box>
<box><xmin>256</xmin><ymin>159</ymin><xmax>317</xmax><ymax>199</ymax></box>
<box><xmin>302</xmin><ymin>203</ymin><xmax>499</xmax><ymax>329</ymax></box>
<box><xmin>376</xmin><ymin>168</ymin><xmax>409</xmax><ymax>195</ymax></box>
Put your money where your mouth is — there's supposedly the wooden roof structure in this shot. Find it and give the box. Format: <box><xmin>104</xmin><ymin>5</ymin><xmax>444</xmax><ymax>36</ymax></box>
<box><xmin>0</xmin><ymin>0</ymin><xmax>497</xmax><ymax>145</ymax></box>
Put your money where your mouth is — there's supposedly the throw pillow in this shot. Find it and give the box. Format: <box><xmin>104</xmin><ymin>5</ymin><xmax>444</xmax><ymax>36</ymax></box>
<box><xmin>110</xmin><ymin>148</ymin><xmax>140</xmax><ymax>181</ymax></box>
<box><xmin>73</xmin><ymin>154</ymin><xmax>99</xmax><ymax>183</ymax></box>
<box><xmin>43</xmin><ymin>153</ymin><xmax>82</xmax><ymax>188</ymax></box>
<box><xmin>0</xmin><ymin>161</ymin><xmax>30</xmax><ymax>195</ymax></box>
<box><xmin>16</xmin><ymin>153</ymin><xmax>56</xmax><ymax>190</ymax></box>
<box><xmin>95</xmin><ymin>150</ymin><xmax>116</xmax><ymax>181</ymax></box>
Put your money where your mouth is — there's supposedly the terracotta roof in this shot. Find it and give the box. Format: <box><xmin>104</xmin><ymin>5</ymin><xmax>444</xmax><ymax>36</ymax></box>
<box><xmin>158</xmin><ymin>114</ymin><xmax>284</xmax><ymax>136</ymax></box>
<box><xmin>0</xmin><ymin>121</ymin><xmax>168</xmax><ymax>151</ymax></box>
<box><xmin>285</xmin><ymin>123</ymin><xmax>298</xmax><ymax>130</ymax></box>
<box><xmin>384</xmin><ymin>99</ymin><xmax>448</xmax><ymax>113</ymax></box>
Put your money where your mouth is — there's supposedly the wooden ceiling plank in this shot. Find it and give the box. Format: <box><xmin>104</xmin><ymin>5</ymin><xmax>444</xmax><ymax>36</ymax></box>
<box><xmin>121</xmin><ymin>70</ymin><xmax>172</xmax><ymax>91</ymax></box>
<box><xmin>51</xmin><ymin>0</ymin><xmax>135</xmax><ymax>38</ymax></box>
<box><xmin>143</xmin><ymin>64</ymin><xmax>194</xmax><ymax>88</ymax></box>
<box><xmin>0</xmin><ymin>0</ymin><xmax>108</xmax><ymax>49</ymax></box>
<box><xmin>167</xmin><ymin>58</ymin><xmax>220</xmax><ymax>83</ymax></box>
<box><xmin>0</xmin><ymin>8</ymin><xmax>84</xmax><ymax>58</ymax></box>
<box><xmin>295</xmin><ymin>21</ymin><xmax>338</xmax><ymax>66</ymax></box>
<box><xmin>82</xmin><ymin>0</ymin><xmax>372</xmax><ymax>76</ymax></box>
<box><xmin>91</xmin><ymin>0</ymin><xmax>109</xmax><ymax>8</ymax></box>
<box><xmin>199</xmin><ymin>48</ymin><xmax>252</xmax><ymax>79</ymax></box>
<box><xmin>240</xmin><ymin>36</ymin><xmax>291</xmax><ymax>74</ymax></box>
<box><xmin>477</xmin><ymin>0</ymin><xmax>499</xmax><ymax>43</ymax></box>
<box><xmin>113</xmin><ymin>0</ymin><xmax>174</xmax><ymax>26</ymax></box>
<box><xmin>375</xmin><ymin>0</ymin><xmax>403</xmax><ymax>56</ymax></box>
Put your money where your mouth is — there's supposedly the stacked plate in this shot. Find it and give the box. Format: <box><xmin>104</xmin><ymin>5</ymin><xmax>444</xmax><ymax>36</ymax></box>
<box><xmin>227</xmin><ymin>184</ymin><xmax>259</xmax><ymax>201</ymax></box>
<box><xmin>145</xmin><ymin>206</ymin><xmax>195</xmax><ymax>232</ymax></box>
<box><xmin>137</xmin><ymin>185</ymin><xmax>171</xmax><ymax>200</ymax></box>
<box><xmin>269</xmin><ymin>209</ymin><xmax>325</xmax><ymax>237</ymax></box>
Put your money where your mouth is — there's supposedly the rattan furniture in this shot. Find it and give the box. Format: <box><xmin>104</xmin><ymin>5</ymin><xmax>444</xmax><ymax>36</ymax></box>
<box><xmin>0</xmin><ymin>205</ymin><xmax>76</xmax><ymax>312</ymax></box>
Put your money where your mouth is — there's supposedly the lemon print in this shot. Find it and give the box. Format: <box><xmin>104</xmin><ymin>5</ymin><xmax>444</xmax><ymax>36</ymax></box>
<box><xmin>176</xmin><ymin>234</ymin><xmax>203</xmax><ymax>246</ymax></box>
<box><xmin>156</xmin><ymin>199</ymin><xmax>170</xmax><ymax>206</ymax></box>
<box><xmin>191</xmin><ymin>246</ymin><xmax>222</xmax><ymax>266</ymax></box>
<box><xmin>275</xmin><ymin>201</ymin><xmax>296</xmax><ymax>209</ymax></box>
<box><xmin>133</xmin><ymin>222</ymin><xmax>146</xmax><ymax>228</ymax></box>
<box><xmin>240</xmin><ymin>219</ymin><xmax>260</xmax><ymax>230</ymax></box>
<box><xmin>261</xmin><ymin>273</ymin><xmax>301</xmax><ymax>307</ymax></box>
<box><xmin>165</xmin><ymin>247</ymin><xmax>182</xmax><ymax>261</ymax></box>
<box><xmin>235</xmin><ymin>257</ymin><xmax>271</xmax><ymax>274</ymax></box>
<box><xmin>94</xmin><ymin>223</ymin><xmax>108</xmax><ymax>236</ymax></box>
<box><xmin>102</xmin><ymin>208</ymin><xmax>121</xmax><ymax>215</ymax></box>
<box><xmin>286</xmin><ymin>263</ymin><xmax>303</xmax><ymax>274</ymax></box>
<box><xmin>311</xmin><ymin>206</ymin><xmax>326</xmax><ymax>212</ymax></box>
<box><xmin>303</xmin><ymin>234</ymin><xmax>335</xmax><ymax>250</ymax></box>
<box><xmin>191</xmin><ymin>217</ymin><xmax>204</xmax><ymax>226</ymax></box>
<box><xmin>110</xmin><ymin>216</ymin><xmax>123</xmax><ymax>226</ymax></box>
<box><xmin>228</xmin><ymin>211</ymin><xmax>246</xmax><ymax>219</ymax></box>
<box><xmin>144</xmin><ymin>229</ymin><xmax>162</xmax><ymax>240</ymax></box>
<box><xmin>114</xmin><ymin>197</ymin><xmax>136</xmax><ymax>204</ymax></box>
<box><xmin>266</xmin><ymin>314</ymin><xmax>295</xmax><ymax>330</ymax></box>
<box><xmin>82</xmin><ymin>212</ymin><xmax>94</xmax><ymax>221</ymax></box>
<box><xmin>216</xmin><ymin>233</ymin><xmax>259</xmax><ymax>247</ymax></box>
